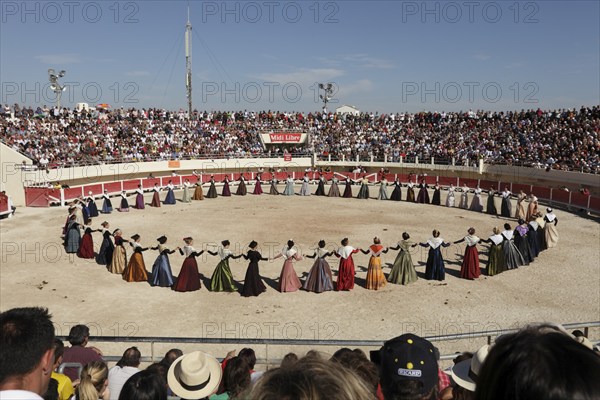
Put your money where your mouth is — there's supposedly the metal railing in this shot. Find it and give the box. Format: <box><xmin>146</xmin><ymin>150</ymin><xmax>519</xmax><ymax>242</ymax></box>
<box><xmin>57</xmin><ymin>321</ymin><xmax>599</xmax><ymax>366</ymax></box>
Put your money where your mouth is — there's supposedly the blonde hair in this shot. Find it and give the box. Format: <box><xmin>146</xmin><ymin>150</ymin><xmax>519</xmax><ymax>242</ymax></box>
<box><xmin>248</xmin><ymin>357</ymin><xmax>376</xmax><ymax>400</ymax></box>
<box><xmin>493</xmin><ymin>226</ymin><xmax>500</xmax><ymax>235</ymax></box>
<box><xmin>76</xmin><ymin>360</ymin><xmax>108</xmax><ymax>400</ymax></box>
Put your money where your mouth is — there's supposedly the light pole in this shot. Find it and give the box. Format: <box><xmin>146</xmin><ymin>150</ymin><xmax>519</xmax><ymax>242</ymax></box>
<box><xmin>48</xmin><ymin>69</ymin><xmax>66</xmax><ymax>109</ymax></box>
<box><xmin>318</xmin><ymin>83</ymin><xmax>334</xmax><ymax>114</ymax></box>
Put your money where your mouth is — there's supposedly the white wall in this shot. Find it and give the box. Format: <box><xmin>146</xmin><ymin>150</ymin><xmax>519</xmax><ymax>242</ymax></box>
<box><xmin>1</xmin><ymin>143</ymin><xmax>34</xmax><ymax>206</ymax></box>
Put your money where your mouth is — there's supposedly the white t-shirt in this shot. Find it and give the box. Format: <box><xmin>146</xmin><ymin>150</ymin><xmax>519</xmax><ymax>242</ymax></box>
<box><xmin>0</xmin><ymin>390</ymin><xmax>44</xmax><ymax>400</ymax></box>
<box><xmin>108</xmin><ymin>366</ymin><xmax>140</xmax><ymax>400</ymax></box>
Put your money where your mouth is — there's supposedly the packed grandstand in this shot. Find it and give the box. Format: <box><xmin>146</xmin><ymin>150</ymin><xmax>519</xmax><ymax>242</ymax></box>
<box><xmin>1</xmin><ymin>104</ymin><xmax>598</xmax><ymax>173</ymax></box>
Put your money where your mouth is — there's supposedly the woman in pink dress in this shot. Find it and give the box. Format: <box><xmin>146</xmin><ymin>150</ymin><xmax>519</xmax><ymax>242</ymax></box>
<box><xmin>335</xmin><ymin>238</ymin><xmax>361</xmax><ymax>291</ymax></box>
<box><xmin>272</xmin><ymin>240</ymin><xmax>302</xmax><ymax>293</ymax></box>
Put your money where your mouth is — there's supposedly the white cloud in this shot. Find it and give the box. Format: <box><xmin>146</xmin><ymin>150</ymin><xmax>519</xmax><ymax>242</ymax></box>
<box><xmin>338</xmin><ymin>79</ymin><xmax>374</xmax><ymax>97</ymax></box>
<box><xmin>341</xmin><ymin>54</ymin><xmax>395</xmax><ymax>69</ymax></box>
<box><xmin>254</xmin><ymin>68</ymin><xmax>345</xmax><ymax>86</ymax></box>
<box><xmin>34</xmin><ymin>53</ymin><xmax>82</xmax><ymax>65</ymax></box>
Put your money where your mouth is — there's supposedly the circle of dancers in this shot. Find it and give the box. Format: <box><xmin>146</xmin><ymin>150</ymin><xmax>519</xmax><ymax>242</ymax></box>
<box><xmin>63</xmin><ymin>191</ymin><xmax>560</xmax><ymax>296</ymax></box>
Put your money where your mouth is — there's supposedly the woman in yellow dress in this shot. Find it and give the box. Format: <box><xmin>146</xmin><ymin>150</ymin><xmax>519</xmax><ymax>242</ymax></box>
<box><xmin>123</xmin><ymin>234</ymin><xmax>149</xmax><ymax>282</ymax></box>
<box><xmin>363</xmin><ymin>237</ymin><xmax>388</xmax><ymax>290</ymax></box>
<box><xmin>108</xmin><ymin>229</ymin><xmax>129</xmax><ymax>274</ymax></box>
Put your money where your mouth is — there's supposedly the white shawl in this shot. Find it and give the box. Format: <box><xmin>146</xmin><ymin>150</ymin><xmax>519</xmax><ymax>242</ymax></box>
<box><xmin>427</xmin><ymin>237</ymin><xmax>444</xmax><ymax>249</ymax></box>
<box><xmin>502</xmin><ymin>230</ymin><xmax>514</xmax><ymax>240</ymax></box>
<box><xmin>465</xmin><ymin>235</ymin><xmax>480</xmax><ymax>246</ymax></box>
<box><xmin>337</xmin><ymin>245</ymin><xmax>356</xmax><ymax>259</ymax></box>
<box><xmin>489</xmin><ymin>234</ymin><xmax>503</xmax><ymax>245</ymax></box>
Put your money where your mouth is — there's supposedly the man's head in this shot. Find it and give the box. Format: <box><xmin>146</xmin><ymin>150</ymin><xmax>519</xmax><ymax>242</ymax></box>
<box><xmin>0</xmin><ymin>307</ymin><xmax>56</xmax><ymax>395</ymax></box>
<box><xmin>377</xmin><ymin>334</ymin><xmax>439</xmax><ymax>400</ymax></box>
<box><xmin>67</xmin><ymin>324</ymin><xmax>90</xmax><ymax>346</ymax></box>
<box><xmin>52</xmin><ymin>339</ymin><xmax>65</xmax><ymax>369</ymax></box>
<box><xmin>117</xmin><ymin>347</ymin><xmax>141</xmax><ymax>368</ymax></box>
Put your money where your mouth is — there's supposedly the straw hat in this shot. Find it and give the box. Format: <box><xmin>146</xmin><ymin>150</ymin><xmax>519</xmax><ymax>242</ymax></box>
<box><xmin>167</xmin><ymin>351</ymin><xmax>222</xmax><ymax>399</ymax></box>
<box><xmin>451</xmin><ymin>344</ymin><xmax>490</xmax><ymax>392</ymax></box>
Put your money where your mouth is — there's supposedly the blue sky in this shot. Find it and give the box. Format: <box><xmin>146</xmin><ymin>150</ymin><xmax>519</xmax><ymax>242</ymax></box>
<box><xmin>1</xmin><ymin>0</ymin><xmax>598</xmax><ymax>113</ymax></box>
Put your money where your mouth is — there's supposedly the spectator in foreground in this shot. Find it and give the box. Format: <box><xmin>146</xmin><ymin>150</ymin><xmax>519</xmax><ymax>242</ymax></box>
<box><xmin>108</xmin><ymin>347</ymin><xmax>142</xmax><ymax>400</ymax></box>
<box><xmin>449</xmin><ymin>345</ymin><xmax>490</xmax><ymax>400</ymax></box>
<box><xmin>209</xmin><ymin>356</ymin><xmax>251</xmax><ymax>400</ymax></box>
<box><xmin>377</xmin><ymin>333</ymin><xmax>439</xmax><ymax>400</ymax></box>
<box><xmin>117</xmin><ymin>370</ymin><xmax>167</xmax><ymax>400</ymax></box>
<box><xmin>0</xmin><ymin>307</ymin><xmax>56</xmax><ymax>400</ymax></box>
<box><xmin>62</xmin><ymin>325</ymin><xmax>103</xmax><ymax>381</ymax></box>
<box><xmin>247</xmin><ymin>356</ymin><xmax>377</xmax><ymax>400</ymax></box>
<box><xmin>167</xmin><ymin>351</ymin><xmax>222</xmax><ymax>400</ymax></box>
<box><xmin>73</xmin><ymin>360</ymin><xmax>109</xmax><ymax>400</ymax></box>
<box><xmin>475</xmin><ymin>325</ymin><xmax>600</xmax><ymax>400</ymax></box>
<box><xmin>159</xmin><ymin>349</ymin><xmax>183</xmax><ymax>369</ymax></box>
<box><xmin>51</xmin><ymin>339</ymin><xmax>74</xmax><ymax>400</ymax></box>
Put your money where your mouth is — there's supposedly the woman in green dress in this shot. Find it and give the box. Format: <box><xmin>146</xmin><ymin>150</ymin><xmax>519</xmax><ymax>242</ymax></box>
<box><xmin>387</xmin><ymin>232</ymin><xmax>418</xmax><ymax>285</ymax></box>
<box><xmin>207</xmin><ymin>240</ymin><xmax>242</xmax><ymax>292</ymax></box>
<box><xmin>481</xmin><ymin>227</ymin><xmax>506</xmax><ymax>276</ymax></box>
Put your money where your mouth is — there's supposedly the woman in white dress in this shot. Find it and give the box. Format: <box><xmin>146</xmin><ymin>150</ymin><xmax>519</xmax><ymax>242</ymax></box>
<box><xmin>459</xmin><ymin>184</ymin><xmax>470</xmax><ymax>209</ymax></box>
<box><xmin>469</xmin><ymin>186</ymin><xmax>484</xmax><ymax>212</ymax></box>
<box><xmin>181</xmin><ymin>179</ymin><xmax>192</xmax><ymax>203</ymax></box>
<box><xmin>446</xmin><ymin>184</ymin><xmax>456</xmax><ymax>207</ymax></box>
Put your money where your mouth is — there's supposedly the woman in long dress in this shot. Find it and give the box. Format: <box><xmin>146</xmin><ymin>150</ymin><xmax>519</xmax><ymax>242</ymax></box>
<box><xmin>406</xmin><ymin>182</ymin><xmax>416</xmax><ymax>202</ymax></box>
<box><xmin>207</xmin><ymin>240</ymin><xmax>241</xmax><ymax>292</ymax></box>
<box><xmin>123</xmin><ymin>234</ymin><xmax>149</xmax><ymax>282</ymax></box>
<box><xmin>486</xmin><ymin>187</ymin><xmax>497</xmax><ymax>215</ymax></box>
<box><xmin>77</xmin><ymin>219</ymin><xmax>97</xmax><ymax>259</ymax></box>
<box><xmin>206</xmin><ymin>176</ymin><xmax>218</xmax><ymax>198</ymax></box>
<box><xmin>501</xmin><ymin>223</ymin><xmax>525</xmax><ymax>270</ymax></box>
<box><xmin>95</xmin><ymin>221</ymin><xmax>114</xmax><ymax>266</ymax></box>
<box><xmin>431</xmin><ymin>183</ymin><xmax>441</xmax><ymax>205</ymax></box>
<box><xmin>86</xmin><ymin>192</ymin><xmax>99</xmax><ymax>217</ymax></box>
<box><xmin>164</xmin><ymin>181</ymin><xmax>176</xmax><ymax>204</ymax></box>
<box><xmin>535</xmin><ymin>212</ymin><xmax>548</xmax><ymax>251</ymax></box>
<box><xmin>526</xmin><ymin>194</ymin><xmax>538</xmax><ymax>222</ymax></box>
<box><xmin>390</xmin><ymin>179</ymin><xmax>402</xmax><ymax>201</ymax></box>
<box><xmin>527</xmin><ymin>218</ymin><xmax>541</xmax><ymax>258</ymax></box>
<box><xmin>342</xmin><ymin>177</ymin><xmax>353</xmax><ymax>198</ymax></box>
<box><xmin>315</xmin><ymin>175</ymin><xmax>326</xmax><ymax>196</ymax></box>
<box><xmin>515</xmin><ymin>190</ymin><xmax>527</xmax><ymax>220</ymax></box>
<box><xmin>299</xmin><ymin>174</ymin><xmax>311</xmax><ymax>196</ymax></box>
<box><xmin>328</xmin><ymin>176</ymin><xmax>341</xmax><ymax>197</ymax></box>
<box><xmin>108</xmin><ymin>229</ymin><xmax>128</xmax><ymax>274</ymax></box>
<box><xmin>481</xmin><ymin>227</ymin><xmax>505</xmax><ymax>276</ymax></box>
<box><xmin>377</xmin><ymin>178</ymin><xmax>388</xmax><ymax>200</ymax></box>
<box><xmin>303</xmin><ymin>240</ymin><xmax>334</xmax><ymax>293</ymax></box>
<box><xmin>236</xmin><ymin>175</ymin><xmax>248</xmax><ymax>196</ymax></box>
<box><xmin>446</xmin><ymin>184</ymin><xmax>456</xmax><ymax>207</ymax></box>
<box><xmin>419</xmin><ymin>230</ymin><xmax>451</xmax><ymax>281</ymax></box>
<box><xmin>117</xmin><ymin>191</ymin><xmax>130</xmax><ymax>212</ymax></box>
<box><xmin>514</xmin><ymin>219</ymin><xmax>533</xmax><ymax>265</ymax></box>
<box><xmin>459</xmin><ymin>184</ymin><xmax>470</xmax><ymax>209</ymax></box>
<box><xmin>174</xmin><ymin>237</ymin><xmax>204</xmax><ymax>292</ymax></box>
<box><xmin>273</xmin><ymin>240</ymin><xmax>303</xmax><ymax>293</ymax></box>
<box><xmin>544</xmin><ymin>208</ymin><xmax>559</xmax><ymax>248</ymax></box>
<box><xmin>133</xmin><ymin>185</ymin><xmax>144</xmax><ymax>209</ymax></box>
<box><xmin>221</xmin><ymin>177</ymin><xmax>232</xmax><ymax>197</ymax></box>
<box><xmin>149</xmin><ymin>236</ymin><xmax>176</xmax><ymax>287</ymax></box>
<box><xmin>453</xmin><ymin>228</ymin><xmax>481</xmax><ymax>280</ymax></box>
<box><xmin>269</xmin><ymin>178</ymin><xmax>280</xmax><ymax>195</ymax></box>
<box><xmin>101</xmin><ymin>190</ymin><xmax>113</xmax><ymax>214</ymax></box>
<box><xmin>253</xmin><ymin>176</ymin><xmax>263</xmax><ymax>195</ymax></box>
<box><xmin>193</xmin><ymin>178</ymin><xmax>205</xmax><ymax>200</ymax></box>
<box><xmin>357</xmin><ymin>177</ymin><xmax>370</xmax><ymax>199</ymax></box>
<box><xmin>500</xmin><ymin>187</ymin><xmax>512</xmax><ymax>217</ymax></box>
<box><xmin>334</xmin><ymin>238</ymin><xmax>360</xmax><ymax>291</ymax></box>
<box><xmin>181</xmin><ymin>179</ymin><xmax>192</xmax><ymax>203</ymax></box>
<box><xmin>363</xmin><ymin>237</ymin><xmax>388</xmax><ymax>290</ymax></box>
<box><xmin>64</xmin><ymin>215</ymin><xmax>81</xmax><ymax>254</ymax></box>
<box><xmin>241</xmin><ymin>240</ymin><xmax>268</xmax><ymax>297</ymax></box>
<box><xmin>469</xmin><ymin>186</ymin><xmax>484</xmax><ymax>212</ymax></box>
<box><xmin>150</xmin><ymin>184</ymin><xmax>161</xmax><ymax>207</ymax></box>
<box><xmin>387</xmin><ymin>233</ymin><xmax>418</xmax><ymax>285</ymax></box>
<box><xmin>416</xmin><ymin>180</ymin><xmax>429</xmax><ymax>204</ymax></box>
<box><xmin>283</xmin><ymin>175</ymin><xmax>295</xmax><ymax>196</ymax></box>
<box><xmin>74</xmin><ymin>200</ymin><xmax>86</xmax><ymax>225</ymax></box>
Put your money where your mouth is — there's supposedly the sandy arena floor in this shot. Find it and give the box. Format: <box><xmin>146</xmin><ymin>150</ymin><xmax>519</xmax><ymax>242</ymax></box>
<box><xmin>1</xmin><ymin>186</ymin><xmax>599</xmax><ymax>360</ymax></box>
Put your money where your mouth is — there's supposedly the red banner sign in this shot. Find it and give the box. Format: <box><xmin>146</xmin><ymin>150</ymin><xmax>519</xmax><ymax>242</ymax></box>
<box><xmin>284</xmin><ymin>154</ymin><xmax>292</xmax><ymax>161</ymax></box>
<box><xmin>270</xmin><ymin>133</ymin><xmax>302</xmax><ymax>143</ymax></box>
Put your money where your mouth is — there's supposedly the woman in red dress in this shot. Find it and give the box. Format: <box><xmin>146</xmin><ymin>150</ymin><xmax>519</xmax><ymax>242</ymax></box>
<box><xmin>253</xmin><ymin>175</ymin><xmax>263</xmax><ymax>195</ymax></box>
<box><xmin>173</xmin><ymin>237</ymin><xmax>204</xmax><ymax>292</ymax></box>
<box><xmin>77</xmin><ymin>219</ymin><xmax>98</xmax><ymax>259</ymax></box>
<box><xmin>453</xmin><ymin>227</ymin><xmax>481</xmax><ymax>280</ymax></box>
<box><xmin>335</xmin><ymin>238</ymin><xmax>361</xmax><ymax>291</ymax></box>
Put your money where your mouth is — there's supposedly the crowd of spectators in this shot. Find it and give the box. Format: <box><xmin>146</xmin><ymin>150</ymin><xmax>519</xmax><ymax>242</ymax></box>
<box><xmin>1</xmin><ymin>308</ymin><xmax>599</xmax><ymax>400</ymax></box>
<box><xmin>1</xmin><ymin>104</ymin><xmax>598</xmax><ymax>173</ymax></box>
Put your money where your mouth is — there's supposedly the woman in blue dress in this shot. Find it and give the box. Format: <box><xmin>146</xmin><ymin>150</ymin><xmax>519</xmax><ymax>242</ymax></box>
<box><xmin>283</xmin><ymin>175</ymin><xmax>295</xmax><ymax>196</ymax></box>
<box><xmin>303</xmin><ymin>240</ymin><xmax>334</xmax><ymax>293</ymax></box>
<box><xmin>299</xmin><ymin>173</ymin><xmax>311</xmax><ymax>196</ymax></box>
<box><xmin>419</xmin><ymin>230</ymin><xmax>451</xmax><ymax>281</ymax></box>
<box><xmin>163</xmin><ymin>181</ymin><xmax>176</xmax><ymax>204</ymax></box>
<box><xmin>101</xmin><ymin>190</ymin><xmax>113</xmax><ymax>213</ymax></box>
<box><xmin>149</xmin><ymin>236</ymin><xmax>177</xmax><ymax>287</ymax></box>
<box><xmin>86</xmin><ymin>192</ymin><xmax>99</xmax><ymax>217</ymax></box>
<box><xmin>64</xmin><ymin>214</ymin><xmax>81</xmax><ymax>254</ymax></box>
<box><xmin>95</xmin><ymin>221</ymin><xmax>114</xmax><ymax>266</ymax></box>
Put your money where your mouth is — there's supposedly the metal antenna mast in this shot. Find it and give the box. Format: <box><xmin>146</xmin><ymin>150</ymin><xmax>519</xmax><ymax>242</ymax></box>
<box><xmin>185</xmin><ymin>4</ymin><xmax>193</xmax><ymax>118</ymax></box>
